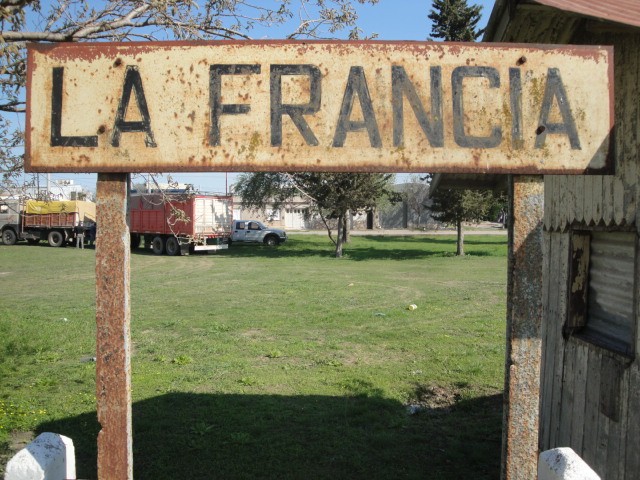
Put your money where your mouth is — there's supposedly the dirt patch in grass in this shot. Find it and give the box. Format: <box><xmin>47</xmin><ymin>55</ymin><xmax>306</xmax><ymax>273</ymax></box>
<box><xmin>410</xmin><ymin>384</ymin><xmax>461</xmax><ymax>413</ymax></box>
<box><xmin>240</xmin><ymin>329</ymin><xmax>276</xmax><ymax>341</ymax></box>
<box><xmin>9</xmin><ymin>430</ymin><xmax>33</xmax><ymax>451</ymax></box>
<box><xmin>408</xmin><ymin>383</ymin><xmax>502</xmax><ymax>415</ymax></box>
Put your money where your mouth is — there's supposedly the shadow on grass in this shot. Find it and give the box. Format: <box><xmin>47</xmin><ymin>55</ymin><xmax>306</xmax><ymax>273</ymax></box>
<box><xmin>37</xmin><ymin>391</ymin><xmax>502</xmax><ymax>479</ymax></box>
<box><xmin>360</xmin><ymin>235</ymin><xmax>506</xmax><ymax>247</ymax></box>
<box><xmin>217</xmin><ymin>245</ymin><xmax>462</xmax><ymax>261</ymax></box>
<box><xmin>187</xmin><ymin>235</ymin><xmax>506</xmax><ymax>261</ymax></box>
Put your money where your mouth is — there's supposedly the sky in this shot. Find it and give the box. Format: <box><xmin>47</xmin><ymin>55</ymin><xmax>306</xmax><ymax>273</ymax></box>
<box><xmin>42</xmin><ymin>0</ymin><xmax>497</xmax><ymax>194</ymax></box>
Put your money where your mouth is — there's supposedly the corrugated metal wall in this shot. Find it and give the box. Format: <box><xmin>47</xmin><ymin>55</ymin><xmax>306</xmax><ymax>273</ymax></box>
<box><xmin>586</xmin><ymin>232</ymin><xmax>635</xmax><ymax>356</ymax></box>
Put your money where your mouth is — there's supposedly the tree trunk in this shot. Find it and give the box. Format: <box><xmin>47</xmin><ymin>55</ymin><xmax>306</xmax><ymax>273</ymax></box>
<box><xmin>335</xmin><ymin>214</ymin><xmax>344</xmax><ymax>257</ymax></box>
<box><xmin>456</xmin><ymin>220</ymin><xmax>465</xmax><ymax>256</ymax></box>
<box><xmin>342</xmin><ymin>214</ymin><xmax>350</xmax><ymax>244</ymax></box>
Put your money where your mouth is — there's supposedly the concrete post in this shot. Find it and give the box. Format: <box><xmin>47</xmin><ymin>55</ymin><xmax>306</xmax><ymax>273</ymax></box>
<box><xmin>4</xmin><ymin>433</ymin><xmax>75</xmax><ymax>480</ymax></box>
<box><xmin>538</xmin><ymin>448</ymin><xmax>601</xmax><ymax>480</ymax></box>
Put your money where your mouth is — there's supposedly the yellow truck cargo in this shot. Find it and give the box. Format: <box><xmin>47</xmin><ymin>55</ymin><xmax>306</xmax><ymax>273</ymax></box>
<box><xmin>1</xmin><ymin>199</ymin><xmax>96</xmax><ymax>247</ymax></box>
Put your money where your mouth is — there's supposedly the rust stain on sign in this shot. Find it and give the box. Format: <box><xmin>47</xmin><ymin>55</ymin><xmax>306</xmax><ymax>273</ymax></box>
<box><xmin>26</xmin><ymin>41</ymin><xmax>614</xmax><ymax>174</ymax></box>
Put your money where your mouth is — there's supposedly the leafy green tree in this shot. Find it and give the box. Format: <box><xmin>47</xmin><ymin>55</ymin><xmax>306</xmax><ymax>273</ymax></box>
<box><xmin>234</xmin><ymin>172</ymin><xmax>397</xmax><ymax>257</ymax></box>
<box><xmin>428</xmin><ymin>0</ymin><xmax>484</xmax><ymax>42</ymax></box>
<box><xmin>0</xmin><ymin>0</ymin><xmax>379</xmax><ymax>197</ymax></box>
<box><xmin>430</xmin><ymin>188</ymin><xmax>492</xmax><ymax>256</ymax></box>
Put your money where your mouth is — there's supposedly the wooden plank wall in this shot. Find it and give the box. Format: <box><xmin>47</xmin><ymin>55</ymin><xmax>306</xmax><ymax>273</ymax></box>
<box><xmin>498</xmin><ymin>8</ymin><xmax>640</xmax><ymax>480</ymax></box>
<box><xmin>539</xmin><ymin>233</ymin><xmax>638</xmax><ymax>479</ymax></box>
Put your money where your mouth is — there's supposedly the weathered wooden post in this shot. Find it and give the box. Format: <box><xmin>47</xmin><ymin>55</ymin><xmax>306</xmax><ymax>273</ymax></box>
<box><xmin>95</xmin><ymin>173</ymin><xmax>132</xmax><ymax>480</ymax></box>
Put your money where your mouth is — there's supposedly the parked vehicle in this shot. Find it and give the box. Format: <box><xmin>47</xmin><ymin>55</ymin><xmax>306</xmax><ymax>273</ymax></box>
<box><xmin>129</xmin><ymin>193</ymin><xmax>232</xmax><ymax>255</ymax></box>
<box><xmin>230</xmin><ymin>220</ymin><xmax>287</xmax><ymax>246</ymax></box>
<box><xmin>0</xmin><ymin>198</ymin><xmax>95</xmax><ymax>247</ymax></box>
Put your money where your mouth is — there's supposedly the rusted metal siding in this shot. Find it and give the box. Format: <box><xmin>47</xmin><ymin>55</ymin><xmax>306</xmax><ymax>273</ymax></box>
<box><xmin>533</xmin><ymin>0</ymin><xmax>640</xmax><ymax>29</ymax></box>
<box><xmin>484</xmin><ymin>1</ymin><xmax>640</xmax><ymax>42</ymax></box>
<box><xmin>26</xmin><ymin>41</ymin><xmax>613</xmax><ymax>175</ymax></box>
<box><xmin>485</xmin><ymin>4</ymin><xmax>584</xmax><ymax>46</ymax></box>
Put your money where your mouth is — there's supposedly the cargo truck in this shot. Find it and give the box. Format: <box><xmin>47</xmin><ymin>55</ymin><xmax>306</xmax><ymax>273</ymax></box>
<box><xmin>129</xmin><ymin>193</ymin><xmax>232</xmax><ymax>255</ymax></box>
<box><xmin>0</xmin><ymin>199</ymin><xmax>96</xmax><ymax>247</ymax></box>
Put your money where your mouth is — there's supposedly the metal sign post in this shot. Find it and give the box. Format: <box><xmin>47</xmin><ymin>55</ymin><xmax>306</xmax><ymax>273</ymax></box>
<box><xmin>502</xmin><ymin>175</ymin><xmax>544</xmax><ymax>479</ymax></box>
<box><xmin>95</xmin><ymin>173</ymin><xmax>132</xmax><ymax>479</ymax></box>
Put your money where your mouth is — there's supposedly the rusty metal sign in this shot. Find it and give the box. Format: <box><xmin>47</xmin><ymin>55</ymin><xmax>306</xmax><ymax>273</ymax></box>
<box><xmin>26</xmin><ymin>41</ymin><xmax>613</xmax><ymax>174</ymax></box>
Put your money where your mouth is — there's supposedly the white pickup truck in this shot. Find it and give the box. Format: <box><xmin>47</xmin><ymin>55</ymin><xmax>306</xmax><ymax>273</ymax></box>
<box><xmin>230</xmin><ymin>220</ymin><xmax>287</xmax><ymax>246</ymax></box>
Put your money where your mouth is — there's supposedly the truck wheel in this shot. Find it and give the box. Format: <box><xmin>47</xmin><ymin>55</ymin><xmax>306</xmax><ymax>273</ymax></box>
<box><xmin>48</xmin><ymin>230</ymin><xmax>65</xmax><ymax>247</ymax></box>
<box><xmin>2</xmin><ymin>229</ymin><xmax>17</xmax><ymax>245</ymax></box>
<box><xmin>151</xmin><ymin>236</ymin><xmax>165</xmax><ymax>255</ymax></box>
<box><xmin>130</xmin><ymin>234</ymin><xmax>141</xmax><ymax>249</ymax></box>
<box><xmin>165</xmin><ymin>236</ymin><xmax>181</xmax><ymax>256</ymax></box>
<box><xmin>264</xmin><ymin>235</ymin><xmax>279</xmax><ymax>246</ymax></box>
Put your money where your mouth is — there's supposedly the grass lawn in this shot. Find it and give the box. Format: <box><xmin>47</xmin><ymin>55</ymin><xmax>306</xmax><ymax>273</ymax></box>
<box><xmin>0</xmin><ymin>234</ymin><xmax>507</xmax><ymax>479</ymax></box>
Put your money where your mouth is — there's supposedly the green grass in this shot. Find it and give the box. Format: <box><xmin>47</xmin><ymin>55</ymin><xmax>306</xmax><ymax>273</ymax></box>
<box><xmin>0</xmin><ymin>234</ymin><xmax>507</xmax><ymax>479</ymax></box>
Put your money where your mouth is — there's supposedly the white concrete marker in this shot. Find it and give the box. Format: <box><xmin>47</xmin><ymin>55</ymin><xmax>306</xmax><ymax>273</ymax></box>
<box><xmin>4</xmin><ymin>432</ymin><xmax>76</xmax><ymax>480</ymax></box>
<box><xmin>538</xmin><ymin>447</ymin><xmax>600</xmax><ymax>480</ymax></box>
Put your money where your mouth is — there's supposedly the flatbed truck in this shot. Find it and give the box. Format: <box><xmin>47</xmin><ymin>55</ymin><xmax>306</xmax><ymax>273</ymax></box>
<box><xmin>0</xmin><ymin>199</ymin><xmax>96</xmax><ymax>247</ymax></box>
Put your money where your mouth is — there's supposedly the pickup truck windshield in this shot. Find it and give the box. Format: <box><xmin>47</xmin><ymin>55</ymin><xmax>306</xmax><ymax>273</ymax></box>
<box><xmin>247</xmin><ymin>221</ymin><xmax>265</xmax><ymax>230</ymax></box>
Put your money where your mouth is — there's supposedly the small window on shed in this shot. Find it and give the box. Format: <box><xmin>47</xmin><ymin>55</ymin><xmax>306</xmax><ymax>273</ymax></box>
<box><xmin>567</xmin><ymin>231</ymin><xmax>636</xmax><ymax>357</ymax></box>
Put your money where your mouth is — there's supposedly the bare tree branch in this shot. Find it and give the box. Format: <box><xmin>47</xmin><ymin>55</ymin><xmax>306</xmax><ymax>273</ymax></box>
<box><xmin>0</xmin><ymin>0</ymin><xmax>380</xmax><ymax>199</ymax></box>
<box><xmin>0</xmin><ymin>100</ymin><xmax>25</xmax><ymax>112</ymax></box>
<box><xmin>69</xmin><ymin>3</ymin><xmax>151</xmax><ymax>39</ymax></box>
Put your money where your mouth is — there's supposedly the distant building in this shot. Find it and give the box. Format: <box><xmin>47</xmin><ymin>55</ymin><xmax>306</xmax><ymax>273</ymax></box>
<box><xmin>5</xmin><ymin>179</ymin><xmax>90</xmax><ymax>201</ymax></box>
<box><xmin>130</xmin><ymin>181</ymin><xmax>194</xmax><ymax>194</ymax></box>
<box><xmin>232</xmin><ymin>195</ymin><xmax>373</xmax><ymax>231</ymax></box>
<box><xmin>378</xmin><ymin>183</ymin><xmax>439</xmax><ymax>230</ymax></box>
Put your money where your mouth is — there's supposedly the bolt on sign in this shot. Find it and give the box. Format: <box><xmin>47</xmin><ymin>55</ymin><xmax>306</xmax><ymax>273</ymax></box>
<box><xmin>26</xmin><ymin>41</ymin><xmax>613</xmax><ymax>174</ymax></box>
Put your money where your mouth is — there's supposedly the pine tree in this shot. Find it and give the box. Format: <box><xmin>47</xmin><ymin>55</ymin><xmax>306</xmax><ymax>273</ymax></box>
<box><xmin>428</xmin><ymin>0</ymin><xmax>484</xmax><ymax>42</ymax></box>
<box><xmin>427</xmin><ymin>0</ymin><xmax>488</xmax><ymax>255</ymax></box>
